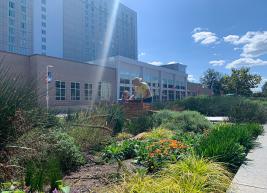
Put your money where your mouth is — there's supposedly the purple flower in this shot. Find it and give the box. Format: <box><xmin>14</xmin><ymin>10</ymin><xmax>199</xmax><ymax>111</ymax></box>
<box><xmin>52</xmin><ymin>188</ymin><xmax>59</xmax><ymax>193</ymax></box>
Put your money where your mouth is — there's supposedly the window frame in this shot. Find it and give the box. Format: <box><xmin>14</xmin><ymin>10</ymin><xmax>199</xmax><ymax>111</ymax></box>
<box><xmin>84</xmin><ymin>83</ymin><xmax>93</xmax><ymax>100</ymax></box>
<box><xmin>55</xmin><ymin>80</ymin><xmax>66</xmax><ymax>101</ymax></box>
<box><xmin>71</xmin><ymin>82</ymin><xmax>80</xmax><ymax>101</ymax></box>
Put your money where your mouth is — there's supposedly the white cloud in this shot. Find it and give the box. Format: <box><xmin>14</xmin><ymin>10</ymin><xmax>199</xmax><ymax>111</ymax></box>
<box><xmin>168</xmin><ymin>61</ymin><xmax>178</xmax><ymax>64</ymax></box>
<box><xmin>193</xmin><ymin>27</ymin><xmax>203</xmax><ymax>33</ymax></box>
<box><xmin>242</xmin><ymin>32</ymin><xmax>267</xmax><ymax>58</ymax></box>
<box><xmin>188</xmin><ymin>74</ymin><xmax>196</xmax><ymax>82</ymax></box>
<box><xmin>209</xmin><ymin>60</ymin><xmax>225</xmax><ymax>66</ymax></box>
<box><xmin>223</xmin><ymin>35</ymin><xmax>240</xmax><ymax>44</ymax></box>
<box><xmin>138</xmin><ymin>52</ymin><xmax>146</xmax><ymax>57</ymax></box>
<box><xmin>226</xmin><ymin>58</ymin><xmax>267</xmax><ymax>69</ymax></box>
<box><xmin>234</xmin><ymin>47</ymin><xmax>241</xmax><ymax>51</ymax></box>
<box><xmin>224</xmin><ymin>31</ymin><xmax>267</xmax><ymax>58</ymax></box>
<box><xmin>192</xmin><ymin>30</ymin><xmax>219</xmax><ymax>45</ymax></box>
<box><xmin>149</xmin><ymin>61</ymin><xmax>163</xmax><ymax>66</ymax></box>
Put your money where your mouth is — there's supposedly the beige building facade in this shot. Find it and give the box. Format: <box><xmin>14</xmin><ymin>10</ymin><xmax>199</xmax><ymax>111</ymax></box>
<box><xmin>1</xmin><ymin>51</ymin><xmax>190</xmax><ymax>111</ymax></box>
<box><xmin>0</xmin><ymin>51</ymin><xmax>116</xmax><ymax>111</ymax></box>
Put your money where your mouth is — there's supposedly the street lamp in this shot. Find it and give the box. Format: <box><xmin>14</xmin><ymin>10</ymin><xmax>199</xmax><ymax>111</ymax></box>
<box><xmin>46</xmin><ymin>65</ymin><xmax>54</xmax><ymax>112</ymax></box>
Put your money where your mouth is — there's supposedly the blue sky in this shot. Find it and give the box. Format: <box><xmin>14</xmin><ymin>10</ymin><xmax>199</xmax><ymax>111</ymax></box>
<box><xmin>120</xmin><ymin>0</ymin><xmax>267</xmax><ymax>88</ymax></box>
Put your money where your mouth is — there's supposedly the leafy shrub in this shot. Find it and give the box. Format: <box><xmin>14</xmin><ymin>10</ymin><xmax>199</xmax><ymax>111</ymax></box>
<box><xmin>16</xmin><ymin>129</ymin><xmax>86</xmax><ymax>173</ymax></box>
<box><xmin>0</xmin><ymin>181</ymin><xmax>24</xmax><ymax>192</ymax></box>
<box><xmin>103</xmin><ymin>140</ymin><xmax>144</xmax><ymax>161</ymax></box>
<box><xmin>174</xmin><ymin>132</ymin><xmax>203</xmax><ymax>149</ymax></box>
<box><xmin>180</xmin><ymin>96</ymin><xmax>267</xmax><ymax>124</ymax></box>
<box><xmin>103</xmin><ymin>140</ymin><xmax>146</xmax><ymax>174</ymax></box>
<box><xmin>180</xmin><ymin>96</ymin><xmax>236</xmax><ymax>116</ymax></box>
<box><xmin>68</xmin><ymin>126</ymin><xmax>112</xmax><ymax>151</ymax></box>
<box><xmin>116</xmin><ymin>132</ymin><xmax>133</xmax><ymax>141</ymax></box>
<box><xmin>152</xmin><ymin>110</ymin><xmax>177</xmax><ymax>127</ymax></box>
<box><xmin>47</xmin><ymin>130</ymin><xmax>86</xmax><ymax>172</ymax></box>
<box><xmin>197</xmin><ymin>123</ymin><xmax>263</xmax><ymax>171</ymax></box>
<box><xmin>106</xmin><ymin>104</ymin><xmax>126</xmax><ymax>134</ymax></box>
<box><xmin>25</xmin><ymin>156</ymin><xmax>62</xmax><ymax>192</ymax></box>
<box><xmin>152</xmin><ymin>101</ymin><xmax>183</xmax><ymax>111</ymax></box>
<box><xmin>155</xmin><ymin>110</ymin><xmax>213</xmax><ymax>133</ymax></box>
<box><xmin>106</xmin><ymin>155</ymin><xmax>232</xmax><ymax>193</ymax></box>
<box><xmin>142</xmin><ymin>128</ymin><xmax>175</xmax><ymax>141</ymax></box>
<box><xmin>126</xmin><ymin>113</ymin><xmax>154</xmax><ymax>135</ymax></box>
<box><xmin>229</xmin><ymin>100</ymin><xmax>267</xmax><ymax>123</ymax></box>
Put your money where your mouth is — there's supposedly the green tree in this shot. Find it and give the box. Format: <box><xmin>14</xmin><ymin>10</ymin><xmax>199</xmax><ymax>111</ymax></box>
<box><xmin>200</xmin><ymin>69</ymin><xmax>223</xmax><ymax>95</ymax></box>
<box><xmin>262</xmin><ymin>82</ymin><xmax>267</xmax><ymax>96</ymax></box>
<box><xmin>222</xmin><ymin>68</ymin><xmax>262</xmax><ymax>96</ymax></box>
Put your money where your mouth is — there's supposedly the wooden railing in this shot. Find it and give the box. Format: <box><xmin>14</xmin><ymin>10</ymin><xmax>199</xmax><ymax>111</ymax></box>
<box><xmin>120</xmin><ymin>100</ymin><xmax>152</xmax><ymax>118</ymax></box>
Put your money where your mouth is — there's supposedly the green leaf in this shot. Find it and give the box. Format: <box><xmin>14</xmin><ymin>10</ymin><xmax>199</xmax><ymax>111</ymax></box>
<box><xmin>60</xmin><ymin>186</ymin><xmax>71</xmax><ymax>193</ymax></box>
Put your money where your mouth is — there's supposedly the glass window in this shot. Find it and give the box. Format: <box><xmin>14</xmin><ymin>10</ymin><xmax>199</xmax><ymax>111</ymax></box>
<box><xmin>84</xmin><ymin>83</ymin><xmax>93</xmax><ymax>100</ymax></box>
<box><xmin>56</xmin><ymin>81</ymin><xmax>66</xmax><ymax>101</ymax></box>
<box><xmin>21</xmin><ymin>22</ymin><xmax>26</xmax><ymax>29</ymax></box>
<box><xmin>180</xmin><ymin>82</ymin><xmax>186</xmax><ymax>90</ymax></box>
<box><xmin>9</xmin><ymin>18</ymin><xmax>15</xmax><ymax>26</ymax></box>
<box><xmin>42</xmin><ymin>22</ymin><xmax>46</xmax><ymax>27</ymax></box>
<box><xmin>9</xmin><ymin>10</ymin><xmax>15</xmax><ymax>17</ymax></box>
<box><xmin>71</xmin><ymin>82</ymin><xmax>80</xmax><ymax>100</ymax></box>
<box><xmin>163</xmin><ymin>79</ymin><xmax>168</xmax><ymax>88</ymax></box>
<box><xmin>176</xmin><ymin>91</ymin><xmax>181</xmax><ymax>100</ymax></box>
<box><xmin>120</xmin><ymin>78</ymin><xmax>130</xmax><ymax>84</ymax></box>
<box><xmin>21</xmin><ymin>5</ymin><xmax>26</xmax><ymax>12</ymax></box>
<box><xmin>42</xmin><ymin>45</ymin><xmax>46</xmax><ymax>50</ymax></box>
<box><xmin>176</xmin><ymin>81</ymin><xmax>180</xmax><ymax>89</ymax></box>
<box><xmin>41</xmin><ymin>0</ymin><xmax>46</xmax><ymax>5</ymax></box>
<box><xmin>42</xmin><ymin>30</ymin><xmax>46</xmax><ymax>35</ymax></box>
<box><xmin>9</xmin><ymin>2</ymin><xmax>15</xmax><ymax>8</ymax></box>
<box><xmin>98</xmin><ymin>82</ymin><xmax>111</xmax><ymax>101</ymax></box>
<box><xmin>162</xmin><ymin>90</ymin><xmax>168</xmax><ymax>101</ymax></box>
<box><xmin>21</xmin><ymin>14</ymin><xmax>26</xmax><ymax>21</ymax></box>
<box><xmin>181</xmin><ymin>91</ymin><xmax>186</xmax><ymax>99</ymax></box>
<box><xmin>152</xmin><ymin>89</ymin><xmax>160</xmax><ymax>102</ymax></box>
<box><xmin>21</xmin><ymin>30</ymin><xmax>26</xmax><ymax>38</ymax></box>
<box><xmin>41</xmin><ymin>6</ymin><xmax>46</xmax><ymax>12</ymax></box>
<box><xmin>8</xmin><ymin>36</ymin><xmax>15</xmax><ymax>43</ymax></box>
<box><xmin>168</xmin><ymin>79</ymin><xmax>174</xmax><ymax>89</ymax></box>
<box><xmin>9</xmin><ymin>27</ymin><xmax>15</xmax><ymax>35</ymax></box>
<box><xmin>98</xmin><ymin>83</ymin><xmax>101</xmax><ymax>98</ymax></box>
<box><xmin>168</xmin><ymin>90</ymin><xmax>175</xmax><ymax>101</ymax></box>
<box><xmin>42</xmin><ymin>14</ymin><xmax>46</xmax><ymax>20</ymax></box>
<box><xmin>8</xmin><ymin>44</ymin><xmax>15</xmax><ymax>52</ymax></box>
<box><xmin>42</xmin><ymin>37</ymin><xmax>46</xmax><ymax>43</ymax></box>
<box><xmin>20</xmin><ymin>39</ymin><xmax>26</xmax><ymax>47</ymax></box>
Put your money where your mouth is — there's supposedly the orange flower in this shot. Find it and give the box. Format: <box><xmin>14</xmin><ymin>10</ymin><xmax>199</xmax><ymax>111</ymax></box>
<box><xmin>154</xmin><ymin>149</ymin><xmax>161</xmax><ymax>154</ymax></box>
<box><xmin>149</xmin><ymin>153</ymin><xmax>155</xmax><ymax>157</ymax></box>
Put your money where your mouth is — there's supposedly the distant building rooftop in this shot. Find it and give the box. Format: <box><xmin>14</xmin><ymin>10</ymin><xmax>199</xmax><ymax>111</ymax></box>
<box><xmin>160</xmin><ymin>63</ymin><xmax>187</xmax><ymax>73</ymax></box>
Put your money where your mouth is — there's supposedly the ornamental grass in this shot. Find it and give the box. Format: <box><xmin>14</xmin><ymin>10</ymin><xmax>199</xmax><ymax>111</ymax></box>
<box><xmin>103</xmin><ymin>155</ymin><xmax>232</xmax><ymax>193</ymax></box>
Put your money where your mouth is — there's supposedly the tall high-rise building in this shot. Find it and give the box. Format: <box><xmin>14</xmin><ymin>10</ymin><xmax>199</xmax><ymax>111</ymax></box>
<box><xmin>63</xmin><ymin>0</ymin><xmax>138</xmax><ymax>62</ymax></box>
<box><xmin>32</xmin><ymin>0</ymin><xmax>63</xmax><ymax>57</ymax></box>
<box><xmin>0</xmin><ymin>0</ymin><xmax>33</xmax><ymax>55</ymax></box>
<box><xmin>0</xmin><ymin>0</ymin><xmax>138</xmax><ymax>62</ymax></box>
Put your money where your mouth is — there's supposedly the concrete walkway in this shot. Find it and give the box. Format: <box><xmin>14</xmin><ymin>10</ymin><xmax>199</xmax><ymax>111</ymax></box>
<box><xmin>229</xmin><ymin>124</ymin><xmax>267</xmax><ymax>193</ymax></box>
